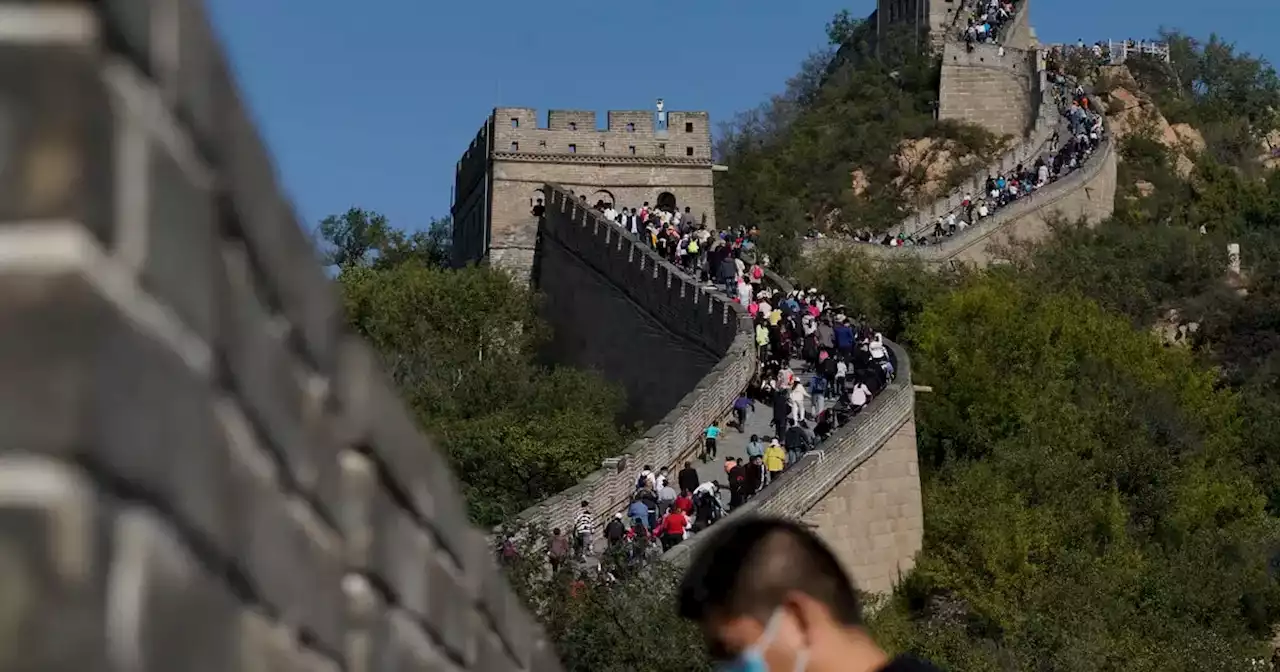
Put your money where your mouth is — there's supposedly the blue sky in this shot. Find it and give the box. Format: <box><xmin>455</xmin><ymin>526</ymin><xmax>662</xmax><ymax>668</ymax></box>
<box><xmin>206</xmin><ymin>0</ymin><xmax>1276</xmax><ymax>233</ymax></box>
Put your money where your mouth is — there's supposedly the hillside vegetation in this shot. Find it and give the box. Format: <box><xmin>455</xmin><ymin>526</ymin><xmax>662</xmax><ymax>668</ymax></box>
<box><xmin>796</xmin><ymin>29</ymin><xmax>1280</xmax><ymax>670</ymax></box>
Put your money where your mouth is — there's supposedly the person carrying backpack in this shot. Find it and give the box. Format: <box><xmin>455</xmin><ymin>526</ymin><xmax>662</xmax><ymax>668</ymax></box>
<box><xmin>809</xmin><ymin>374</ymin><xmax>829</xmax><ymax>419</ymax></box>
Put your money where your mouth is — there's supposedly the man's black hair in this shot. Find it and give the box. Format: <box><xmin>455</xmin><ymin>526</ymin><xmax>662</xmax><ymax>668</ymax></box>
<box><xmin>678</xmin><ymin>516</ymin><xmax>862</xmax><ymax>626</ymax></box>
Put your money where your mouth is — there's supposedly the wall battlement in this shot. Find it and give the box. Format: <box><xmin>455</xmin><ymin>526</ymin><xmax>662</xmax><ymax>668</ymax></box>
<box><xmin>491</xmin><ymin>107</ymin><xmax>713</xmax><ymax>161</ymax></box>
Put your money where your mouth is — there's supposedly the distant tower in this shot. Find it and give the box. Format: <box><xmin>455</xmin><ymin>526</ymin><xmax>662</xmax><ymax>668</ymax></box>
<box><xmin>655</xmin><ymin>98</ymin><xmax>667</xmax><ymax>132</ymax></box>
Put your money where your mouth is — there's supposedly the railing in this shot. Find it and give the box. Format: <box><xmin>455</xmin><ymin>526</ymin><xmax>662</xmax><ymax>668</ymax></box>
<box><xmin>1044</xmin><ymin>41</ymin><xmax>1172</xmax><ymax>65</ymax></box>
<box><xmin>1107</xmin><ymin>40</ymin><xmax>1171</xmax><ymax>64</ymax></box>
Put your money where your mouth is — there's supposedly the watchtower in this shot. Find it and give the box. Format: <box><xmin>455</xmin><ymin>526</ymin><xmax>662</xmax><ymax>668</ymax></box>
<box><xmin>451</xmin><ymin>107</ymin><xmax>716</xmax><ymax>283</ymax></box>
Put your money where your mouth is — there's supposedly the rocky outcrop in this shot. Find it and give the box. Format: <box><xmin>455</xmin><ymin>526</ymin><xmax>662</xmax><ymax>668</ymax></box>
<box><xmin>1097</xmin><ymin>66</ymin><xmax>1205</xmax><ymax>177</ymax></box>
<box><xmin>890</xmin><ymin>137</ymin><xmax>1001</xmax><ymax>204</ymax></box>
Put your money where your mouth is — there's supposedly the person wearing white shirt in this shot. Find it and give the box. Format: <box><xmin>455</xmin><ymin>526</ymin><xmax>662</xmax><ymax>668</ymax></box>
<box><xmin>868</xmin><ymin>333</ymin><xmax>887</xmax><ymax>360</ymax></box>
<box><xmin>788</xmin><ymin>382</ymin><xmax>808</xmax><ymax>423</ymax></box>
<box><xmin>604</xmin><ymin>205</ymin><xmax>617</xmax><ymax>222</ymax></box>
<box><xmin>850</xmin><ymin>381</ymin><xmax>872</xmax><ymax>410</ymax></box>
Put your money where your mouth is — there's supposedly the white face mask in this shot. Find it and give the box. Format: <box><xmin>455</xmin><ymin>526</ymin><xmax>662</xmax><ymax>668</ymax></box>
<box><xmin>720</xmin><ymin>608</ymin><xmax>810</xmax><ymax>672</ymax></box>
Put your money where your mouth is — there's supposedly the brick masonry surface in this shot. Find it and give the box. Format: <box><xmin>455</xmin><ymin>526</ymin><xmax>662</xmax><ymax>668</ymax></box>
<box><xmin>939</xmin><ymin>41</ymin><xmax>1038</xmax><ymax>138</ymax></box>
<box><xmin>0</xmin><ymin>3</ymin><xmax>562</xmax><ymax>671</ymax></box>
<box><xmin>662</xmin><ymin>273</ymin><xmax>921</xmax><ymax>594</ymax></box>
<box><xmin>506</xmin><ymin>185</ymin><xmax>757</xmax><ymax>540</ymax></box>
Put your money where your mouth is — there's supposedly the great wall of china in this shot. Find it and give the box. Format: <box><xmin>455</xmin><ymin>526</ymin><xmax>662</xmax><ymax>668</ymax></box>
<box><xmin>2</xmin><ymin>0</ymin><xmax>1113</xmax><ymax>669</ymax></box>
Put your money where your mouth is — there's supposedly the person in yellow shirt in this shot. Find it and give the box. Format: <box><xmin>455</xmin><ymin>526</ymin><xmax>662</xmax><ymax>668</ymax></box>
<box><xmin>763</xmin><ymin>439</ymin><xmax>786</xmax><ymax>484</ymax></box>
<box><xmin>755</xmin><ymin>322</ymin><xmax>770</xmax><ymax>361</ymax></box>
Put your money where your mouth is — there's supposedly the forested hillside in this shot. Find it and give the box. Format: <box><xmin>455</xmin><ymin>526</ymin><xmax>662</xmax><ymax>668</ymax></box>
<box><xmin>791</xmin><ymin>28</ymin><xmax>1280</xmax><ymax>670</ymax></box>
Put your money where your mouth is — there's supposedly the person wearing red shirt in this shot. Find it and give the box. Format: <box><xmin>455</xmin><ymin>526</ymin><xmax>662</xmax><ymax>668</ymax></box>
<box><xmin>674</xmin><ymin>490</ymin><xmax>694</xmax><ymax>515</ymax></box>
<box><xmin>659</xmin><ymin>508</ymin><xmax>690</xmax><ymax>552</ymax></box>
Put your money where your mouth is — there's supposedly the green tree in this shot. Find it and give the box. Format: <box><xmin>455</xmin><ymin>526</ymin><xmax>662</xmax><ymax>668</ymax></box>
<box><xmin>500</xmin><ymin>526</ymin><xmax>709</xmax><ymax>672</ymax></box>
<box><xmin>325</xmin><ymin>213</ymin><xmax>633</xmax><ymax>525</ymax></box>
<box><xmin>867</xmin><ymin>275</ymin><xmax>1280</xmax><ymax>670</ymax></box>
<box><xmin>317</xmin><ymin>207</ymin><xmax>391</xmax><ymax>268</ymax></box>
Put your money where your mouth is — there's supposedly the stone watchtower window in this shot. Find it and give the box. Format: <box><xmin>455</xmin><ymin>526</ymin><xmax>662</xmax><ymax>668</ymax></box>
<box><xmin>569</xmin><ymin>122</ymin><xmax>577</xmax><ymax>131</ymax></box>
<box><xmin>511</xmin><ymin>118</ymin><xmax>519</xmax><ymax>129</ymax></box>
<box><xmin>685</xmin><ymin>121</ymin><xmax>694</xmax><ymax>132</ymax></box>
<box><xmin>658</xmin><ymin>143</ymin><xmax>666</xmax><ymax>154</ymax></box>
<box><xmin>599</xmin><ymin>142</ymin><xmax>606</xmax><ymax>151</ymax></box>
<box><xmin>568</xmin><ymin>143</ymin><xmax>577</xmax><ymax>153</ymax></box>
<box><xmin>629</xmin><ymin>145</ymin><xmax>636</xmax><ymax>155</ymax></box>
<box><xmin>511</xmin><ymin>142</ymin><xmax>519</xmax><ymax>152</ymax></box>
<box><xmin>626</xmin><ymin>122</ymin><xmax>635</xmax><ymax>132</ymax></box>
<box><xmin>686</xmin><ymin>146</ymin><xmax>693</xmax><ymax>156</ymax></box>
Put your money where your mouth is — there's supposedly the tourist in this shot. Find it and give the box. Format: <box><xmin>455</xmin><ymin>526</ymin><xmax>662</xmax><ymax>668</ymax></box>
<box><xmin>549</xmin><ymin>527</ymin><xmax>569</xmax><ymax>572</ymax></box>
<box><xmin>573</xmin><ymin>500</ymin><xmax>594</xmax><ymax>560</ymax></box>
<box><xmin>678</xmin><ymin>517</ymin><xmax>944</xmax><ymax>671</ymax></box>
<box><xmin>657</xmin><ymin>505</ymin><xmax>690</xmax><ymax>552</ymax></box>
<box><xmin>764</xmin><ymin>438</ymin><xmax>787</xmax><ymax>484</ymax></box>
<box><xmin>704</xmin><ymin>421</ymin><xmax>722</xmax><ymax>462</ymax></box>
<box><xmin>678</xmin><ymin>460</ymin><xmax>701</xmax><ymax>495</ymax></box>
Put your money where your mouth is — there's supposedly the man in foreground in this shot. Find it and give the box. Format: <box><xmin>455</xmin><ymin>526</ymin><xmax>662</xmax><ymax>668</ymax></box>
<box><xmin>678</xmin><ymin>516</ymin><xmax>942</xmax><ymax>671</ymax></box>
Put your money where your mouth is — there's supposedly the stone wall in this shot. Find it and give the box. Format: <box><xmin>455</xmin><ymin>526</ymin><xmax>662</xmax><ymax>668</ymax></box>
<box><xmin>939</xmin><ymin>41</ymin><xmax>1039</xmax><ymax>138</ymax></box>
<box><xmin>1</xmin><ymin>2</ymin><xmax>560</xmax><ymax>670</ymax></box>
<box><xmin>508</xmin><ymin>184</ymin><xmax>755</xmax><ymax>539</ymax></box>
<box><xmin>664</xmin><ymin>273</ymin><xmax>922</xmax><ymax>595</ymax></box>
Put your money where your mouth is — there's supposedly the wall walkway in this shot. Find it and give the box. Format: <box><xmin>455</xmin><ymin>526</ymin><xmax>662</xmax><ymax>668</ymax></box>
<box><xmin>663</xmin><ymin>273</ymin><xmax>922</xmax><ymax>593</ymax></box>
<box><xmin>510</xmin><ymin>185</ymin><xmax>756</xmax><ymax>539</ymax></box>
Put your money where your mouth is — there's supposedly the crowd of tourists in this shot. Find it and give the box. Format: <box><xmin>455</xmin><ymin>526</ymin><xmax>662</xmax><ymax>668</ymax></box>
<box><xmin>842</xmin><ymin>54</ymin><xmax>1106</xmax><ymax>248</ymax></box>
<box><xmin>515</xmin><ymin>199</ymin><xmax>899</xmax><ymax>576</ymax></box>
<box><xmin>957</xmin><ymin>0</ymin><xmax>1022</xmax><ymax>47</ymax></box>
<box><xmin>543</xmin><ymin>284</ymin><xmax>896</xmax><ymax>578</ymax></box>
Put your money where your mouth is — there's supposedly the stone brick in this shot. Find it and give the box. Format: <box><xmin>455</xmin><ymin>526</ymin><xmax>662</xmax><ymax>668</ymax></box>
<box><xmin>219</xmin><ymin>241</ymin><xmax>318</xmax><ymax>494</ymax></box>
<box><xmin>90</xmin><ymin>310</ymin><xmax>233</xmax><ymax>557</ymax></box>
<box><xmin>103</xmin><ymin>507</ymin><xmax>239</xmax><ymax>672</ymax></box>
<box><xmin>145</xmin><ymin>137</ymin><xmax>217</xmax><ymax>340</ymax></box>
<box><xmin>0</xmin><ymin>271</ymin><xmax>113</xmax><ymax>453</ymax></box>
<box><xmin>226</xmin><ymin>407</ymin><xmax>344</xmax><ymax>656</ymax></box>
<box><xmin>0</xmin><ymin>44</ymin><xmax>115</xmax><ymax>243</ymax></box>
<box><xmin>220</xmin><ymin>96</ymin><xmax>340</xmax><ymax>373</ymax></box>
<box><xmin>0</xmin><ymin>456</ymin><xmax>106</xmax><ymax>672</ymax></box>
<box><xmin>427</xmin><ymin>553</ymin><xmax>475</xmax><ymax>665</ymax></box>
